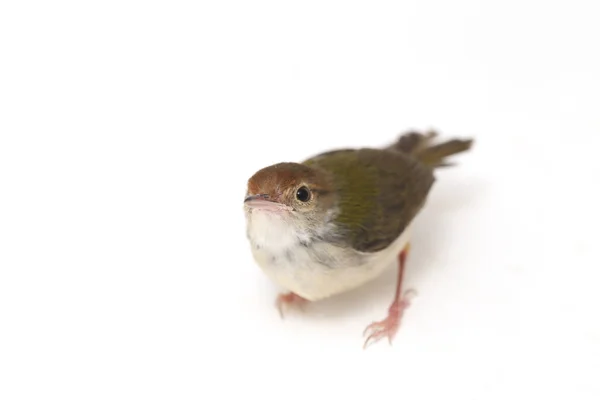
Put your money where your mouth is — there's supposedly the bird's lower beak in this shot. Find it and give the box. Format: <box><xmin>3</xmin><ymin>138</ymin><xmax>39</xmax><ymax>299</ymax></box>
<box><xmin>244</xmin><ymin>194</ymin><xmax>291</xmax><ymax>212</ymax></box>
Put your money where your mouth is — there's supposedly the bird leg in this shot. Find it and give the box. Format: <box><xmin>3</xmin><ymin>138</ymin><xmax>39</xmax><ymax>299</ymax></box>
<box><xmin>276</xmin><ymin>292</ymin><xmax>307</xmax><ymax>318</ymax></box>
<box><xmin>363</xmin><ymin>243</ymin><xmax>415</xmax><ymax>349</ymax></box>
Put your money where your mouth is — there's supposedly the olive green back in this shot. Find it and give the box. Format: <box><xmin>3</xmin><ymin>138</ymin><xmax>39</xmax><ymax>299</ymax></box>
<box><xmin>303</xmin><ymin>148</ymin><xmax>435</xmax><ymax>253</ymax></box>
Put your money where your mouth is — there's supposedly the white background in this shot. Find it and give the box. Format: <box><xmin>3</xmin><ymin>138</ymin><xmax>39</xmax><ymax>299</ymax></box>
<box><xmin>1</xmin><ymin>1</ymin><xmax>599</xmax><ymax>399</ymax></box>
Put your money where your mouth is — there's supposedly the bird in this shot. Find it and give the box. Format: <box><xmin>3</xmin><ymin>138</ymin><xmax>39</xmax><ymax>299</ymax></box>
<box><xmin>243</xmin><ymin>130</ymin><xmax>473</xmax><ymax>348</ymax></box>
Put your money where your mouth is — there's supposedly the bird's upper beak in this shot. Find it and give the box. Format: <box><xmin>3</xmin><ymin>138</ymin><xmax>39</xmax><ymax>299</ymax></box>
<box><xmin>244</xmin><ymin>194</ymin><xmax>291</xmax><ymax>212</ymax></box>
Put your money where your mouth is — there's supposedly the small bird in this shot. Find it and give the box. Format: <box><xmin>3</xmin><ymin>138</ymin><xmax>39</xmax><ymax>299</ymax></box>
<box><xmin>243</xmin><ymin>130</ymin><xmax>473</xmax><ymax>348</ymax></box>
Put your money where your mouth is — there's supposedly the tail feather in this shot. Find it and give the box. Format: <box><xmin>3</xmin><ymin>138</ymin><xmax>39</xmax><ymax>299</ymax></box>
<box><xmin>387</xmin><ymin>130</ymin><xmax>473</xmax><ymax>168</ymax></box>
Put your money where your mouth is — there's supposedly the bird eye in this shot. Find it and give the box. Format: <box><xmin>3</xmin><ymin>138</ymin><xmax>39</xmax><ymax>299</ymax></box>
<box><xmin>295</xmin><ymin>186</ymin><xmax>311</xmax><ymax>202</ymax></box>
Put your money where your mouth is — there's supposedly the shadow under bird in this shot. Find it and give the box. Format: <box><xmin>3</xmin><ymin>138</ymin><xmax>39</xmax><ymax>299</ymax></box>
<box><xmin>243</xmin><ymin>130</ymin><xmax>473</xmax><ymax>348</ymax></box>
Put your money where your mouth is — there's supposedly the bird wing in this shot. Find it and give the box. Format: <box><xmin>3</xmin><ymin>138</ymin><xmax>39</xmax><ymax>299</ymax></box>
<box><xmin>303</xmin><ymin>148</ymin><xmax>435</xmax><ymax>253</ymax></box>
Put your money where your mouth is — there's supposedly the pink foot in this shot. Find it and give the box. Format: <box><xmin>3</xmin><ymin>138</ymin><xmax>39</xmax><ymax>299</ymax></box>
<box><xmin>276</xmin><ymin>292</ymin><xmax>307</xmax><ymax>318</ymax></box>
<box><xmin>362</xmin><ymin>244</ymin><xmax>415</xmax><ymax>349</ymax></box>
<box><xmin>363</xmin><ymin>290</ymin><xmax>416</xmax><ymax>348</ymax></box>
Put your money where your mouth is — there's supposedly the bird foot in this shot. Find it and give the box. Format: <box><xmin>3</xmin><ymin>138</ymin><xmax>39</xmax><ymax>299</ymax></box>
<box><xmin>276</xmin><ymin>292</ymin><xmax>307</xmax><ymax>318</ymax></box>
<box><xmin>362</xmin><ymin>289</ymin><xmax>416</xmax><ymax>349</ymax></box>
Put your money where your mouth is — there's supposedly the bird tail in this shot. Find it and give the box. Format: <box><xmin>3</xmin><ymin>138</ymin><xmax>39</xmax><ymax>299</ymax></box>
<box><xmin>386</xmin><ymin>130</ymin><xmax>474</xmax><ymax>168</ymax></box>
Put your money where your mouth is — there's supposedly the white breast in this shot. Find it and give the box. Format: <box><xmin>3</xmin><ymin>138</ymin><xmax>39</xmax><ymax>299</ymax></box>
<box><xmin>245</xmin><ymin>210</ymin><xmax>412</xmax><ymax>301</ymax></box>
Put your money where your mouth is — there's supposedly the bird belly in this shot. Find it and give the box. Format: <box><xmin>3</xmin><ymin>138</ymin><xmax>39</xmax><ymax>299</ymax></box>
<box><xmin>248</xmin><ymin>219</ymin><xmax>413</xmax><ymax>301</ymax></box>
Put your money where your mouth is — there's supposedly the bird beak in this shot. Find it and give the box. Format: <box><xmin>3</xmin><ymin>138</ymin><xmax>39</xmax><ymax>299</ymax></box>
<box><xmin>244</xmin><ymin>194</ymin><xmax>291</xmax><ymax>212</ymax></box>
<box><xmin>244</xmin><ymin>194</ymin><xmax>269</xmax><ymax>202</ymax></box>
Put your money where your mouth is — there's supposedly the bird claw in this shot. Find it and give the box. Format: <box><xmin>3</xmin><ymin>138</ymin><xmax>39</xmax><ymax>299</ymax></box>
<box><xmin>362</xmin><ymin>290</ymin><xmax>415</xmax><ymax>349</ymax></box>
<box><xmin>363</xmin><ymin>317</ymin><xmax>400</xmax><ymax>349</ymax></box>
